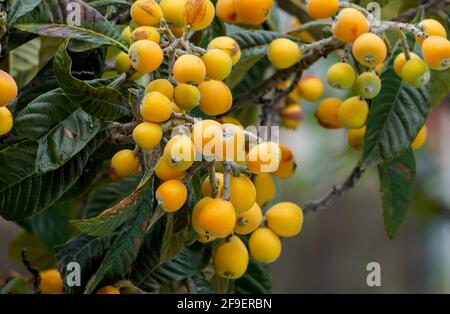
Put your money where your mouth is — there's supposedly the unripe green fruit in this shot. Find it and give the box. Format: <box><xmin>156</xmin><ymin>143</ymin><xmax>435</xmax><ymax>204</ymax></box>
<box><xmin>401</xmin><ymin>58</ymin><xmax>431</xmax><ymax>88</ymax></box>
<box><xmin>327</xmin><ymin>63</ymin><xmax>356</xmax><ymax>89</ymax></box>
<box><xmin>356</xmin><ymin>72</ymin><xmax>381</xmax><ymax>99</ymax></box>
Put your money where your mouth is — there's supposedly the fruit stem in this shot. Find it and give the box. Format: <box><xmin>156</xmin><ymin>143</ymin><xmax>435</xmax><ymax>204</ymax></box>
<box><xmin>396</xmin><ymin>28</ymin><xmax>411</xmax><ymax>61</ymax></box>
<box><xmin>208</xmin><ymin>162</ymin><xmax>219</xmax><ymax>198</ymax></box>
<box><xmin>222</xmin><ymin>162</ymin><xmax>232</xmax><ymax>201</ymax></box>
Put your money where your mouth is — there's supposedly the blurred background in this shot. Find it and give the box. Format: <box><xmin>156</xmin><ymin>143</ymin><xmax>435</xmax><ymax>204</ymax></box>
<box><xmin>2</xmin><ymin>0</ymin><xmax>450</xmax><ymax>293</ymax></box>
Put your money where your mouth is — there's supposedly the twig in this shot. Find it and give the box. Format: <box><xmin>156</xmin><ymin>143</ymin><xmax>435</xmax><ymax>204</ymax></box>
<box><xmin>303</xmin><ymin>161</ymin><xmax>366</xmax><ymax>215</ymax></box>
<box><xmin>185</xmin><ymin>278</ymin><xmax>198</xmax><ymax>294</ymax></box>
<box><xmin>208</xmin><ymin>162</ymin><xmax>219</xmax><ymax>198</ymax></box>
<box><xmin>21</xmin><ymin>249</ymin><xmax>41</xmax><ymax>294</ymax></box>
<box><xmin>182</xmin><ymin>161</ymin><xmax>207</xmax><ymax>184</ymax></box>
<box><xmin>222</xmin><ymin>162</ymin><xmax>232</xmax><ymax>201</ymax></box>
<box><xmin>393</xmin><ymin>0</ymin><xmax>450</xmax><ymax>22</ymax></box>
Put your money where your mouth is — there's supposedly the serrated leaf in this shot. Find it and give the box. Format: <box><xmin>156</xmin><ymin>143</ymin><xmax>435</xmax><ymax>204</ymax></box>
<box><xmin>71</xmin><ymin>209</ymin><xmax>130</xmax><ymax>237</ymax></box>
<box><xmin>56</xmin><ymin>233</ymin><xmax>118</xmax><ymax>294</ymax></box>
<box><xmin>14</xmin><ymin>0</ymin><xmax>127</xmax><ymax>51</ymax></box>
<box><xmin>363</xmin><ymin>43</ymin><xmax>431</xmax><ymax>165</ymax></box>
<box><xmin>7</xmin><ymin>0</ymin><xmax>43</xmax><ymax>26</ymax></box>
<box><xmin>53</xmin><ymin>41</ymin><xmax>129</xmax><ymax>120</ymax></box>
<box><xmin>0</xmin><ymin>135</ymin><xmax>105</xmax><ymax>221</ymax></box>
<box><xmin>378</xmin><ymin>149</ymin><xmax>416</xmax><ymax>239</ymax></box>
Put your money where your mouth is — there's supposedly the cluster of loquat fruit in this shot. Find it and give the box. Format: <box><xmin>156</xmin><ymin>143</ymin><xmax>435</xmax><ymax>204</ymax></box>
<box><xmin>0</xmin><ymin>70</ymin><xmax>17</xmax><ymax>137</ymax></box>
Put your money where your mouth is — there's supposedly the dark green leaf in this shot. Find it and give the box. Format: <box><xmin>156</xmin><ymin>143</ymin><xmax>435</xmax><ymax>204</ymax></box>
<box><xmin>53</xmin><ymin>41</ymin><xmax>129</xmax><ymax>120</ymax></box>
<box><xmin>9</xmin><ymin>231</ymin><xmax>56</xmax><ymax>270</ymax></box>
<box><xmin>7</xmin><ymin>0</ymin><xmax>43</xmax><ymax>26</ymax></box>
<box><xmin>186</xmin><ymin>274</ymin><xmax>213</xmax><ymax>294</ymax></box>
<box><xmin>430</xmin><ymin>69</ymin><xmax>450</xmax><ymax>106</ymax></box>
<box><xmin>235</xmin><ymin>260</ymin><xmax>271</xmax><ymax>294</ymax></box>
<box><xmin>378</xmin><ymin>149</ymin><xmax>416</xmax><ymax>239</ymax></box>
<box><xmin>71</xmin><ymin>210</ymin><xmax>130</xmax><ymax>237</ymax></box>
<box><xmin>363</xmin><ymin>43</ymin><xmax>431</xmax><ymax>165</ymax></box>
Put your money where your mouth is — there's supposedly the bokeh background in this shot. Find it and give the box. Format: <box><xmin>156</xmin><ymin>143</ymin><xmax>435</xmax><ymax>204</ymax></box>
<box><xmin>2</xmin><ymin>0</ymin><xmax>450</xmax><ymax>293</ymax></box>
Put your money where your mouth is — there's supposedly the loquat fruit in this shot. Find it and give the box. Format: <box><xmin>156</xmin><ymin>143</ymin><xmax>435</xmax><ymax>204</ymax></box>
<box><xmin>160</xmin><ymin>0</ymin><xmax>187</xmax><ymax>27</ymax></box>
<box><xmin>0</xmin><ymin>107</ymin><xmax>13</xmax><ymax>136</ymax></box>
<box><xmin>332</xmin><ymin>8</ymin><xmax>369</xmax><ymax>42</ymax></box>
<box><xmin>140</xmin><ymin>91</ymin><xmax>173</xmax><ymax>123</ymax></box>
<box><xmin>352</xmin><ymin>33</ymin><xmax>387</xmax><ymax>68</ymax></box>
<box><xmin>266</xmin><ymin>202</ymin><xmax>303</xmax><ymax>237</ymax></box>
<box><xmin>229</xmin><ymin>175</ymin><xmax>257</xmax><ymax>212</ymax></box>
<box><xmin>248</xmin><ymin>228</ymin><xmax>281</xmax><ymax>263</ymax></box>
<box><xmin>199</xmin><ymin>198</ymin><xmax>236</xmax><ymax>238</ymax></box>
<box><xmin>315</xmin><ymin>98</ymin><xmax>342</xmax><ymax>129</ymax></box>
<box><xmin>0</xmin><ymin>70</ymin><xmax>18</xmax><ymax>107</ymax></box>
<box><xmin>192</xmin><ymin>196</ymin><xmax>215</xmax><ymax>237</ymax></box>
<box><xmin>214</xmin><ymin>235</ymin><xmax>249</xmax><ymax>279</ymax></box>
<box><xmin>417</xmin><ymin>19</ymin><xmax>447</xmax><ymax>45</ymax></box>
<box><xmin>145</xmin><ymin>79</ymin><xmax>174</xmax><ymax>99</ymax></box>
<box><xmin>156</xmin><ymin>179</ymin><xmax>188</xmax><ymax>212</ymax></box>
<box><xmin>96</xmin><ymin>286</ymin><xmax>121</xmax><ymax>294</ymax></box>
<box><xmin>39</xmin><ymin>269</ymin><xmax>64</xmax><ymax>294</ymax></box>
<box><xmin>115</xmin><ymin>52</ymin><xmax>144</xmax><ymax>81</ymax></box>
<box><xmin>207</xmin><ymin>36</ymin><xmax>241</xmax><ymax>65</ymax></box>
<box><xmin>393</xmin><ymin>52</ymin><xmax>420</xmax><ymax>77</ymax></box>
<box><xmin>246</xmin><ymin>141</ymin><xmax>281</xmax><ymax>174</ymax></box>
<box><xmin>174</xmin><ymin>84</ymin><xmax>201</xmax><ymax>110</ymax></box>
<box><xmin>235</xmin><ymin>0</ymin><xmax>273</xmax><ymax>25</ymax></box>
<box><xmin>173</xmin><ymin>54</ymin><xmax>206</xmax><ymax>84</ymax></box>
<box><xmin>131</xmin><ymin>26</ymin><xmax>160</xmax><ymax>43</ymax></box>
<box><xmin>347</xmin><ymin>126</ymin><xmax>366</xmax><ymax>151</ymax></box>
<box><xmin>198</xmin><ymin>80</ymin><xmax>233</xmax><ymax>116</ymax></box>
<box><xmin>201</xmin><ymin>49</ymin><xmax>233</xmax><ymax>81</ymax></box>
<box><xmin>202</xmin><ymin>173</ymin><xmax>224</xmax><ymax>197</ymax></box>
<box><xmin>129</xmin><ymin>40</ymin><xmax>163</xmax><ymax>73</ymax></box>
<box><xmin>155</xmin><ymin>157</ymin><xmax>186</xmax><ymax>181</ymax></box>
<box><xmin>254</xmin><ymin>173</ymin><xmax>276</xmax><ymax>206</ymax></box>
<box><xmin>338</xmin><ymin>96</ymin><xmax>369</xmax><ymax>129</ymax></box>
<box><xmin>282</xmin><ymin>104</ymin><xmax>303</xmax><ymax>129</ymax></box>
<box><xmin>132</xmin><ymin>122</ymin><xmax>163</xmax><ymax>150</ymax></box>
<box><xmin>411</xmin><ymin>126</ymin><xmax>427</xmax><ymax>150</ymax></box>
<box><xmin>163</xmin><ymin>134</ymin><xmax>195</xmax><ymax>170</ymax></box>
<box><xmin>185</xmin><ymin>0</ymin><xmax>215</xmax><ymax>31</ymax></box>
<box><xmin>216</xmin><ymin>0</ymin><xmax>242</xmax><ymax>24</ymax></box>
<box><xmin>273</xmin><ymin>144</ymin><xmax>296</xmax><ymax>179</ymax></box>
<box><xmin>306</xmin><ymin>0</ymin><xmax>339</xmax><ymax>20</ymax></box>
<box><xmin>234</xmin><ymin>203</ymin><xmax>263</xmax><ymax>235</ymax></box>
<box><xmin>327</xmin><ymin>62</ymin><xmax>356</xmax><ymax>90</ymax></box>
<box><xmin>401</xmin><ymin>58</ymin><xmax>431</xmax><ymax>88</ymax></box>
<box><xmin>214</xmin><ymin>123</ymin><xmax>246</xmax><ymax>161</ymax></box>
<box><xmin>111</xmin><ymin>149</ymin><xmax>140</xmax><ymax>178</ymax></box>
<box><xmin>421</xmin><ymin>36</ymin><xmax>450</xmax><ymax>71</ymax></box>
<box><xmin>121</xmin><ymin>26</ymin><xmax>132</xmax><ymax>44</ymax></box>
<box><xmin>267</xmin><ymin>38</ymin><xmax>302</xmax><ymax>70</ymax></box>
<box><xmin>296</xmin><ymin>76</ymin><xmax>324</xmax><ymax>101</ymax></box>
<box><xmin>191</xmin><ymin>119</ymin><xmax>222</xmax><ymax>155</ymax></box>
<box><xmin>356</xmin><ymin>72</ymin><xmax>381</xmax><ymax>99</ymax></box>
<box><xmin>130</xmin><ymin>0</ymin><xmax>163</xmax><ymax>26</ymax></box>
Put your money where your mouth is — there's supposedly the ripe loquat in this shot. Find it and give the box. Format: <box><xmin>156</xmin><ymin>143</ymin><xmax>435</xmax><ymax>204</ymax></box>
<box><xmin>156</xmin><ymin>179</ymin><xmax>188</xmax><ymax>212</ymax></box>
<box><xmin>132</xmin><ymin>122</ymin><xmax>163</xmax><ymax>150</ymax></box>
<box><xmin>216</xmin><ymin>0</ymin><xmax>242</xmax><ymax>24</ymax></box>
<box><xmin>0</xmin><ymin>70</ymin><xmax>18</xmax><ymax>107</ymax></box>
<box><xmin>173</xmin><ymin>54</ymin><xmax>206</xmax><ymax>84</ymax></box>
<box><xmin>201</xmin><ymin>49</ymin><xmax>233</xmax><ymax>81</ymax></box>
<box><xmin>214</xmin><ymin>235</ymin><xmax>249</xmax><ymax>279</ymax></box>
<box><xmin>130</xmin><ymin>0</ymin><xmax>163</xmax><ymax>26</ymax></box>
<box><xmin>417</xmin><ymin>19</ymin><xmax>447</xmax><ymax>45</ymax></box>
<box><xmin>174</xmin><ymin>84</ymin><xmax>201</xmax><ymax>110</ymax></box>
<box><xmin>273</xmin><ymin>144</ymin><xmax>296</xmax><ymax>179</ymax></box>
<box><xmin>160</xmin><ymin>0</ymin><xmax>187</xmax><ymax>27</ymax></box>
<box><xmin>145</xmin><ymin>79</ymin><xmax>174</xmax><ymax>99</ymax></box>
<box><xmin>185</xmin><ymin>0</ymin><xmax>215</xmax><ymax>31</ymax></box>
<box><xmin>296</xmin><ymin>76</ymin><xmax>323</xmax><ymax>101</ymax></box>
<box><xmin>421</xmin><ymin>36</ymin><xmax>450</xmax><ymax>71</ymax></box>
<box><xmin>198</xmin><ymin>80</ymin><xmax>233</xmax><ymax>116</ymax></box>
<box><xmin>352</xmin><ymin>33</ymin><xmax>387</xmax><ymax>68</ymax></box>
<box><xmin>128</xmin><ymin>40</ymin><xmax>163</xmax><ymax>73</ymax></box>
<box><xmin>246</xmin><ymin>141</ymin><xmax>282</xmax><ymax>174</ymax></box>
<box><xmin>229</xmin><ymin>175</ymin><xmax>257</xmax><ymax>212</ymax></box>
<box><xmin>282</xmin><ymin>104</ymin><xmax>303</xmax><ymax>129</ymax></box>
<box><xmin>315</xmin><ymin>98</ymin><xmax>343</xmax><ymax>129</ymax></box>
<box><xmin>266</xmin><ymin>202</ymin><xmax>303</xmax><ymax>237</ymax></box>
<box><xmin>306</xmin><ymin>0</ymin><xmax>339</xmax><ymax>20</ymax></box>
<box><xmin>338</xmin><ymin>96</ymin><xmax>369</xmax><ymax>129</ymax></box>
<box><xmin>96</xmin><ymin>286</ymin><xmax>120</xmax><ymax>294</ymax></box>
<box><xmin>199</xmin><ymin>198</ymin><xmax>236</xmax><ymax>238</ymax></box>
<box><xmin>411</xmin><ymin>126</ymin><xmax>427</xmax><ymax>150</ymax></box>
<box><xmin>234</xmin><ymin>203</ymin><xmax>263</xmax><ymax>235</ymax></box>
<box><xmin>327</xmin><ymin>62</ymin><xmax>356</xmax><ymax>90</ymax></box>
<box><xmin>207</xmin><ymin>37</ymin><xmax>241</xmax><ymax>65</ymax></box>
<box><xmin>248</xmin><ymin>228</ymin><xmax>281</xmax><ymax>263</ymax></box>
<box><xmin>155</xmin><ymin>157</ymin><xmax>186</xmax><ymax>181</ymax></box>
<box><xmin>140</xmin><ymin>91</ymin><xmax>173</xmax><ymax>123</ymax></box>
<box><xmin>163</xmin><ymin>134</ymin><xmax>195</xmax><ymax>170</ymax></box>
<box><xmin>332</xmin><ymin>8</ymin><xmax>369</xmax><ymax>42</ymax></box>
<box><xmin>0</xmin><ymin>107</ymin><xmax>13</xmax><ymax>136</ymax></box>
<box><xmin>254</xmin><ymin>173</ymin><xmax>276</xmax><ymax>206</ymax></box>
<box><xmin>214</xmin><ymin>123</ymin><xmax>245</xmax><ymax>161</ymax></box>
<box><xmin>267</xmin><ymin>38</ymin><xmax>302</xmax><ymax>69</ymax></box>
<box><xmin>39</xmin><ymin>269</ymin><xmax>64</xmax><ymax>294</ymax></box>
<box><xmin>191</xmin><ymin>119</ymin><xmax>222</xmax><ymax>155</ymax></box>
<box><xmin>235</xmin><ymin>0</ymin><xmax>273</xmax><ymax>25</ymax></box>
<box><xmin>393</xmin><ymin>52</ymin><xmax>420</xmax><ymax>77</ymax></box>
<box><xmin>111</xmin><ymin>149</ymin><xmax>140</xmax><ymax>178</ymax></box>
<box><xmin>131</xmin><ymin>26</ymin><xmax>160</xmax><ymax>43</ymax></box>
<box><xmin>347</xmin><ymin>126</ymin><xmax>366</xmax><ymax>151</ymax></box>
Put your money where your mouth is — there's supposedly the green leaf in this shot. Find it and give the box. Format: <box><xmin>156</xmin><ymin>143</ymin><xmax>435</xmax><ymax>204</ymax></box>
<box><xmin>378</xmin><ymin>149</ymin><xmax>416</xmax><ymax>239</ymax></box>
<box><xmin>363</xmin><ymin>43</ymin><xmax>431</xmax><ymax>165</ymax></box>
<box><xmin>56</xmin><ymin>233</ymin><xmax>118</xmax><ymax>294</ymax></box>
<box><xmin>235</xmin><ymin>261</ymin><xmax>272</xmax><ymax>294</ymax></box>
<box><xmin>14</xmin><ymin>0</ymin><xmax>128</xmax><ymax>51</ymax></box>
<box><xmin>0</xmin><ymin>135</ymin><xmax>105</xmax><ymax>221</ymax></box>
<box><xmin>7</xmin><ymin>0</ymin><xmax>43</xmax><ymax>26</ymax></box>
<box><xmin>53</xmin><ymin>41</ymin><xmax>130</xmax><ymax>120</ymax></box>
<box><xmin>186</xmin><ymin>274</ymin><xmax>213</xmax><ymax>294</ymax></box>
<box><xmin>82</xmin><ymin>175</ymin><xmax>141</xmax><ymax>218</ymax></box>
<box><xmin>83</xmin><ymin>180</ymin><xmax>157</xmax><ymax>293</ymax></box>
<box><xmin>71</xmin><ymin>210</ymin><xmax>130</xmax><ymax>237</ymax></box>
<box><xmin>0</xmin><ymin>276</ymin><xmax>29</xmax><ymax>294</ymax></box>
<box><xmin>9</xmin><ymin>231</ymin><xmax>56</xmax><ymax>270</ymax></box>
<box><xmin>430</xmin><ymin>69</ymin><xmax>450</xmax><ymax>107</ymax></box>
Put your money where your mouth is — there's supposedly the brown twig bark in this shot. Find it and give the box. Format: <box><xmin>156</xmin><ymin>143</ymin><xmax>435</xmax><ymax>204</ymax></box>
<box><xmin>21</xmin><ymin>249</ymin><xmax>41</xmax><ymax>294</ymax></box>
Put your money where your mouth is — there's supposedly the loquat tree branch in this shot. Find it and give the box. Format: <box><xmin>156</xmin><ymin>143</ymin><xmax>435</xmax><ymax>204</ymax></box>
<box><xmin>393</xmin><ymin>0</ymin><xmax>450</xmax><ymax>22</ymax></box>
<box><xmin>21</xmin><ymin>249</ymin><xmax>41</xmax><ymax>294</ymax></box>
<box><xmin>303</xmin><ymin>161</ymin><xmax>366</xmax><ymax>216</ymax></box>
